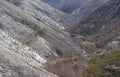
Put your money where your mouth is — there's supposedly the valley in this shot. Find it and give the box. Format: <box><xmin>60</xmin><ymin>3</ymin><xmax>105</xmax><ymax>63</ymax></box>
<box><xmin>0</xmin><ymin>0</ymin><xmax>120</xmax><ymax>77</ymax></box>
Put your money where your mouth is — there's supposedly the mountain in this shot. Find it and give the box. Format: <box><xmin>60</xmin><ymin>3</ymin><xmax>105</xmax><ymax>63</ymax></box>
<box><xmin>1</xmin><ymin>0</ymin><xmax>120</xmax><ymax>77</ymax></box>
<box><xmin>42</xmin><ymin>0</ymin><xmax>86</xmax><ymax>13</ymax></box>
<box><xmin>71</xmin><ymin>0</ymin><xmax>120</xmax><ymax>53</ymax></box>
<box><xmin>6</xmin><ymin>0</ymin><xmax>78</xmax><ymax>30</ymax></box>
<box><xmin>70</xmin><ymin>0</ymin><xmax>120</xmax><ymax>76</ymax></box>
<box><xmin>0</xmin><ymin>0</ymin><xmax>86</xmax><ymax>77</ymax></box>
<box><xmin>42</xmin><ymin>0</ymin><xmax>109</xmax><ymax>19</ymax></box>
<box><xmin>71</xmin><ymin>0</ymin><xmax>110</xmax><ymax>19</ymax></box>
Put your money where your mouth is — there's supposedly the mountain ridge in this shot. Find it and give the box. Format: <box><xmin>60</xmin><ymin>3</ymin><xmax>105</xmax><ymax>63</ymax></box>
<box><xmin>42</xmin><ymin>0</ymin><xmax>110</xmax><ymax>19</ymax></box>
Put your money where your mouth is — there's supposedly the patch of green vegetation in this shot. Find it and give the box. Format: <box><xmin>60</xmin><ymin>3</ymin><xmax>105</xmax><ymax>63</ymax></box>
<box><xmin>86</xmin><ymin>51</ymin><xmax>120</xmax><ymax>77</ymax></box>
<box><xmin>82</xmin><ymin>41</ymin><xmax>96</xmax><ymax>46</ymax></box>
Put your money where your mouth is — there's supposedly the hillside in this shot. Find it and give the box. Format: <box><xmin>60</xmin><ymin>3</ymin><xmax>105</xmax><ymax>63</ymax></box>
<box><xmin>0</xmin><ymin>0</ymin><xmax>86</xmax><ymax>77</ymax></box>
<box><xmin>0</xmin><ymin>0</ymin><xmax>120</xmax><ymax>77</ymax></box>
<box><xmin>42</xmin><ymin>0</ymin><xmax>109</xmax><ymax>19</ymax></box>
<box><xmin>71</xmin><ymin>0</ymin><xmax>109</xmax><ymax>19</ymax></box>
<box><xmin>70</xmin><ymin>0</ymin><xmax>120</xmax><ymax>76</ymax></box>
<box><xmin>72</xmin><ymin>0</ymin><xmax>120</xmax><ymax>49</ymax></box>
<box><xmin>6</xmin><ymin>0</ymin><xmax>78</xmax><ymax>30</ymax></box>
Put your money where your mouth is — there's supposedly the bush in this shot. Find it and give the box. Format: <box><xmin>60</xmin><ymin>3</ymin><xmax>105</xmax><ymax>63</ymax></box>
<box><xmin>86</xmin><ymin>51</ymin><xmax>120</xmax><ymax>77</ymax></box>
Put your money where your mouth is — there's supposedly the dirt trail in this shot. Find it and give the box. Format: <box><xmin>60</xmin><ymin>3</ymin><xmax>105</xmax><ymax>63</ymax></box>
<box><xmin>48</xmin><ymin>56</ymin><xmax>80</xmax><ymax>64</ymax></box>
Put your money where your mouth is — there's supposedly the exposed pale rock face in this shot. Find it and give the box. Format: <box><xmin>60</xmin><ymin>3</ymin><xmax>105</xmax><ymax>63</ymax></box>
<box><xmin>6</xmin><ymin>0</ymin><xmax>78</xmax><ymax>30</ymax></box>
<box><xmin>0</xmin><ymin>29</ymin><xmax>58</xmax><ymax>77</ymax></box>
<box><xmin>0</xmin><ymin>0</ymin><xmax>86</xmax><ymax>77</ymax></box>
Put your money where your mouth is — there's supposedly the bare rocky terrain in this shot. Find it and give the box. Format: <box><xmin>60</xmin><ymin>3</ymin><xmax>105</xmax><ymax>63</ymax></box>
<box><xmin>71</xmin><ymin>0</ymin><xmax>120</xmax><ymax>52</ymax></box>
<box><xmin>0</xmin><ymin>0</ymin><xmax>120</xmax><ymax>77</ymax></box>
<box><xmin>0</xmin><ymin>0</ymin><xmax>86</xmax><ymax>77</ymax></box>
<box><xmin>71</xmin><ymin>0</ymin><xmax>120</xmax><ymax>76</ymax></box>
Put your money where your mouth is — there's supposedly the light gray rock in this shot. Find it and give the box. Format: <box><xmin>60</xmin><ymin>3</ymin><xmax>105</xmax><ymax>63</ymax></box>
<box><xmin>6</xmin><ymin>0</ymin><xmax>78</xmax><ymax>30</ymax></box>
<box><xmin>0</xmin><ymin>0</ymin><xmax>86</xmax><ymax>77</ymax></box>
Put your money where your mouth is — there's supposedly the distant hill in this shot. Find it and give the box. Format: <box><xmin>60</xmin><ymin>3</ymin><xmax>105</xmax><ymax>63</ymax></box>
<box><xmin>72</xmin><ymin>0</ymin><xmax>120</xmax><ymax>52</ymax></box>
<box><xmin>42</xmin><ymin>0</ymin><xmax>109</xmax><ymax>19</ymax></box>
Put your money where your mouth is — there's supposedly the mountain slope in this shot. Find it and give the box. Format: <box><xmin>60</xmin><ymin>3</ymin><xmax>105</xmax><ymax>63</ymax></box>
<box><xmin>42</xmin><ymin>0</ymin><xmax>109</xmax><ymax>19</ymax></box>
<box><xmin>42</xmin><ymin>0</ymin><xmax>85</xmax><ymax>13</ymax></box>
<box><xmin>6</xmin><ymin>0</ymin><xmax>78</xmax><ymax>30</ymax></box>
<box><xmin>0</xmin><ymin>29</ymin><xmax>58</xmax><ymax>77</ymax></box>
<box><xmin>69</xmin><ymin>1</ymin><xmax>120</xmax><ymax>76</ymax></box>
<box><xmin>71</xmin><ymin>0</ymin><xmax>120</xmax><ymax>53</ymax></box>
<box><xmin>0</xmin><ymin>0</ymin><xmax>86</xmax><ymax>77</ymax></box>
<box><xmin>71</xmin><ymin>0</ymin><xmax>109</xmax><ymax>19</ymax></box>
